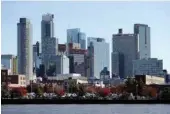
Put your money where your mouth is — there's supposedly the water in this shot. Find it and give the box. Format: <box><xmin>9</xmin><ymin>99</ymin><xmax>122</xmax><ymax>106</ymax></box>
<box><xmin>1</xmin><ymin>104</ymin><xmax>170</xmax><ymax>114</ymax></box>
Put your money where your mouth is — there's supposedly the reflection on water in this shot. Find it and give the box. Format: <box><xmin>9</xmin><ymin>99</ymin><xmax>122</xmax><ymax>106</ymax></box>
<box><xmin>2</xmin><ymin>104</ymin><xmax>170</xmax><ymax>114</ymax></box>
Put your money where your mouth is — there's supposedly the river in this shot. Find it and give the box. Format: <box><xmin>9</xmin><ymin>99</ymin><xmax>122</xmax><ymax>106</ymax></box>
<box><xmin>1</xmin><ymin>104</ymin><xmax>170</xmax><ymax>114</ymax></box>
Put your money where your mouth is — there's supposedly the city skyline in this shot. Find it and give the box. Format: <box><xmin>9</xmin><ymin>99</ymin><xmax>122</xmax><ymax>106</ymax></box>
<box><xmin>1</xmin><ymin>1</ymin><xmax>170</xmax><ymax>72</ymax></box>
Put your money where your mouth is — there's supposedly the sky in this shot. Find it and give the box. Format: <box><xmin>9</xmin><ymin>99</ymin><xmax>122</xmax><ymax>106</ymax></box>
<box><xmin>1</xmin><ymin>1</ymin><xmax>170</xmax><ymax>72</ymax></box>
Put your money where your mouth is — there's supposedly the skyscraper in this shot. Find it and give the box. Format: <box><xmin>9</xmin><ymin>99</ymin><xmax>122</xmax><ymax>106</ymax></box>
<box><xmin>78</xmin><ymin>32</ymin><xmax>86</xmax><ymax>49</ymax></box>
<box><xmin>134</xmin><ymin>24</ymin><xmax>151</xmax><ymax>59</ymax></box>
<box><xmin>67</xmin><ymin>28</ymin><xmax>86</xmax><ymax>49</ymax></box>
<box><xmin>87</xmin><ymin>37</ymin><xmax>110</xmax><ymax>79</ymax></box>
<box><xmin>33</xmin><ymin>41</ymin><xmax>41</xmax><ymax>73</ymax></box>
<box><xmin>41</xmin><ymin>13</ymin><xmax>58</xmax><ymax>72</ymax></box>
<box><xmin>17</xmin><ymin>18</ymin><xmax>33</xmax><ymax>83</ymax></box>
<box><xmin>112</xmin><ymin>29</ymin><xmax>137</xmax><ymax>78</ymax></box>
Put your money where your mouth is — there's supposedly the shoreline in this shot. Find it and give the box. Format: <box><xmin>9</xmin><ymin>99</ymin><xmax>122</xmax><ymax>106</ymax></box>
<box><xmin>2</xmin><ymin>99</ymin><xmax>170</xmax><ymax>104</ymax></box>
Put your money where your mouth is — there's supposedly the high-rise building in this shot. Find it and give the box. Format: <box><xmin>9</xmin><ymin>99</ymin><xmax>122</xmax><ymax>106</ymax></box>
<box><xmin>41</xmin><ymin>13</ymin><xmax>58</xmax><ymax>72</ymax></box>
<box><xmin>69</xmin><ymin>48</ymin><xmax>87</xmax><ymax>76</ymax></box>
<box><xmin>1</xmin><ymin>54</ymin><xmax>17</xmax><ymax>74</ymax></box>
<box><xmin>33</xmin><ymin>41</ymin><xmax>42</xmax><ymax>74</ymax></box>
<box><xmin>67</xmin><ymin>28</ymin><xmax>86</xmax><ymax>49</ymax></box>
<box><xmin>87</xmin><ymin>37</ymin><xmax>110</xmax><ymax>79</ymax></box>
<box><xmin>58</xmin><ymin>43</ymin><xmax>87</xmax><ymax>76</ymax></box>
<box><xmin>78</xmin><ymin>32</ymin><xmax>86</xmax><ymax>49</ymax></box>
<box><xmin>17</xmin><ymin>18</ymin><xmax>33</xmax><ymax>83</ymax></box>
<box><xmin>111</xmin><ymin>52</ymin><xmax>124</xmax><ymax>79</ymax></box>
<box><xmin>134</xmin><ymin>24</ymin><xmax>151</xmax><ymax>59</ymax></box>
<box><xmin>112</xmin><ymin>29</ymin><xmax>137</xmax><ymax>78</ymax></box>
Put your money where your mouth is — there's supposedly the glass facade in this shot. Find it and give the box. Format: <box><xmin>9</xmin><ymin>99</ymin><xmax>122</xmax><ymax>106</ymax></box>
<box><xmin>67</xmin><ymin>28</ymin><xmax>86</xmax><ymax>49</ymax></box>
<box><xmin>41</xmin><ymin>14</ymin><xmax>58</xmax><ymax>72</ymax></box>
<box><xmin>88</xmin><ymin>37</ymin><xmax>110</xmax><ymax>79</ymax></box>
<box><xmin>67</xmin><ymin>28</ymin><xmax>80</xmax><ymax>43</ymax></box>
<box><xmin>133</xmin><ymin>58</ymin><xmax>163</xmax><ymax>76</ymax></box>
<box><xmin>78</xmin><ymin>32</ymin><xmax>86</xmax><ymax>49</ymax></box>
<box><xmin>134</xmin><ymin>24</ymin><xmax>150</xmax><ymax>59</ymax></box>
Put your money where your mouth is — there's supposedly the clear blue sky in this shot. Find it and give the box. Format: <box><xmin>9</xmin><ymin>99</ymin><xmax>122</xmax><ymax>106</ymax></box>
<box><xmin>1</xmin><ymin>1</ymin><xmax>170</xmax><ymax>72</ymax></box>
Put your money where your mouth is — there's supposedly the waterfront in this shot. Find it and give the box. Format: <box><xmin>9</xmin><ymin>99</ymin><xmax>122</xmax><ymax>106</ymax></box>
<box><xmin>2</xmin><ymin>104</ymin><xmax>170</xmax><ymax>114</ymax></box>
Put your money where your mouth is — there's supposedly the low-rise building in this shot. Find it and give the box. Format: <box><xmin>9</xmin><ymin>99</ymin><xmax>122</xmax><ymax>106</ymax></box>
<box><xmin>1</xmin><ymin>69</ymin><xmax>26</xmax><ymax>87</ymax></box>
<box><xmin>8</xmin><ymin>74</ymin><xmax>26</xmax><ymax>87</ymax></box>
<box><xmin>1</xmin><ymin>54</ymin><xmax>17</xmax><ymax>74</ymax></box>
<box><xmin>135</xmin><ymin>75</ymin><xmax>165</xmax><ymax>85</ymax></box>
<box><xmin>47</xmin><ymin>73</ymin><xmax>88</xmax><ymax>85</ymax></box>
<box><xmin>133</xmin><ymin>58</ymin><xmax>163</xmax><ymax>76</ymax></box>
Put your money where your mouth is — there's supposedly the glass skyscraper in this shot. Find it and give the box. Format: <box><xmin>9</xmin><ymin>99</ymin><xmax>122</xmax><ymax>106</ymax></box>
<box><xmin>67</xmin><ymin>28</ymin><xmax>86</xmax><ymax>49</ymax></box>
<box><xmin>41</xmin><ymin>13</ymin><xmax>58</xmax><ymax>72</ymax></box>
<box><xmin>87</xmin><ymin>37</ymin><xmax>110</xmax><ymax>79</ymax></box>
<box><xmin>134</xmin><ymin>24</ymin><xmax>151</xmax><ymax>59</ymax></box>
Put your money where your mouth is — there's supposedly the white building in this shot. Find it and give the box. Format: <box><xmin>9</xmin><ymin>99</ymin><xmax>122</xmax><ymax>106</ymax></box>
<box><xmin>47</xmin><ymin>73</ymin><xmax>88</xmax><ymax>84</ymax></box>
<box><xmin>134</xmin><ymin>24</ymin><xmax>151</xmax><ymax>59</ymax></box>
<box><xmin>133</xmin><ymin>58</ymin><xmax>163</xmax><ymax>76</ymax></box>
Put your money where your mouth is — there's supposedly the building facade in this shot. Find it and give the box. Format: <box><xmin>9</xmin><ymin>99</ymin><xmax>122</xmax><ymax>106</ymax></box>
<box><xmin>1</xmin><ymin>54</ymin><xmax>17</xmax><ymax>74</ymax></box>
<box><xmin>69</xmin><ymin>49</ymin><xmax>87</xmax><ymax>76</ymax></box>
<box><xmin>111</xmin><ymin>52</ymin><xmax>124</xmax><ymax>79</ymax></box>
<box><xmin>1</xmin><ymin>69</ymin><xmax>26</xmax><ymax>87</ymax></box>
<box><xmin>135</xmin><ymin>75</ymin><xmax>165</xmax><ymax>85</ymax></box>
<box><xmin>112</xmin><ymin>29</ymin><xmax>138</xmax><ymax>78</ymax></box>
<box><xmin>134</xmin><ymin>24</ymin><xmax>151</xmax><ymax>59</ymax></box>
<box><xmin>87</xmin><ymin>37</ymin><xmax>110</xmax><ymax>79</ymax></box>
<box><xmin>133</xmin><ymin>58</ymin><xmax>163</xmax><ymax>76</ymax></box>
<box><xmin>58</xmin><ymin>43</ymin><xmax>87</xmax><ymax>76</ymax></box>
<box><xmin>17</xmin><ymin>18</ymin><xmax>33</xmax><ymax>83</ymax></box>
<box><xmin>41</xmin><ymin>13</ymin><xmax>58</xmax><ymax>71</ymax></box>
<box><xmin>67</xmin><ymin>28</ymin><xmax>86</xmax><ymax>49</ymax></box>
<box><xmin>33</xmin><ymin>41</ymin><xmax>42</xmax><ymax>71</ymax></box>
<box><xmin>78</xmin><ymin>32</ymin><xmax>86</xmax><ymax>49</ymax></box>
<box><xmin>49</xmin><ymin>55</ymin><xmax>69</xmax><ymax>75</ymax></box>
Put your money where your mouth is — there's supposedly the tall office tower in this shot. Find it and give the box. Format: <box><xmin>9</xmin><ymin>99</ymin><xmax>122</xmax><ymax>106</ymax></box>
<box><xmin>87</xmin><ymin>37</ymin><xmax>110</xmax><ymax>79</ymax></box>
<box><xmin>67</xmin><ymin>28</ymin><xmax>86</xmax><ymax>49</ymax></box>
<box><xmin>36</xmin><ymin>41</ymin><xmax>40</xmax><ymax>56</ymax></box>
<box><xmin>112</xmin><ymin>29</ymin><xmax>137</xmax><ymax>79</ymax></box>
<box><xmin>41</xmin><ymin>13</ymin><xmax>58</xmax><ymax>72</ymax></box>
<box><xmin>78</xmin><ymin>32</ymin><xmax>86</xmax><ymax>49</ymax></box>
<box><xmin>33</xmin><ymin>41</ymin><xmax>42</xmax><ymax>73</ymax></box>
<box><xmin>17</xmin><ymin>18</ymin><xmax>33</xmax><ymax>83</ymax></box>
<box><xmin>134</xmin><ymin>24</ymin><xmax>151</xmax><ymax>59</ymax></box>
<box><xmin>111</xmin><ymin>52</ymin><xmax>124</xmax><ymax>78</ymax></box>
